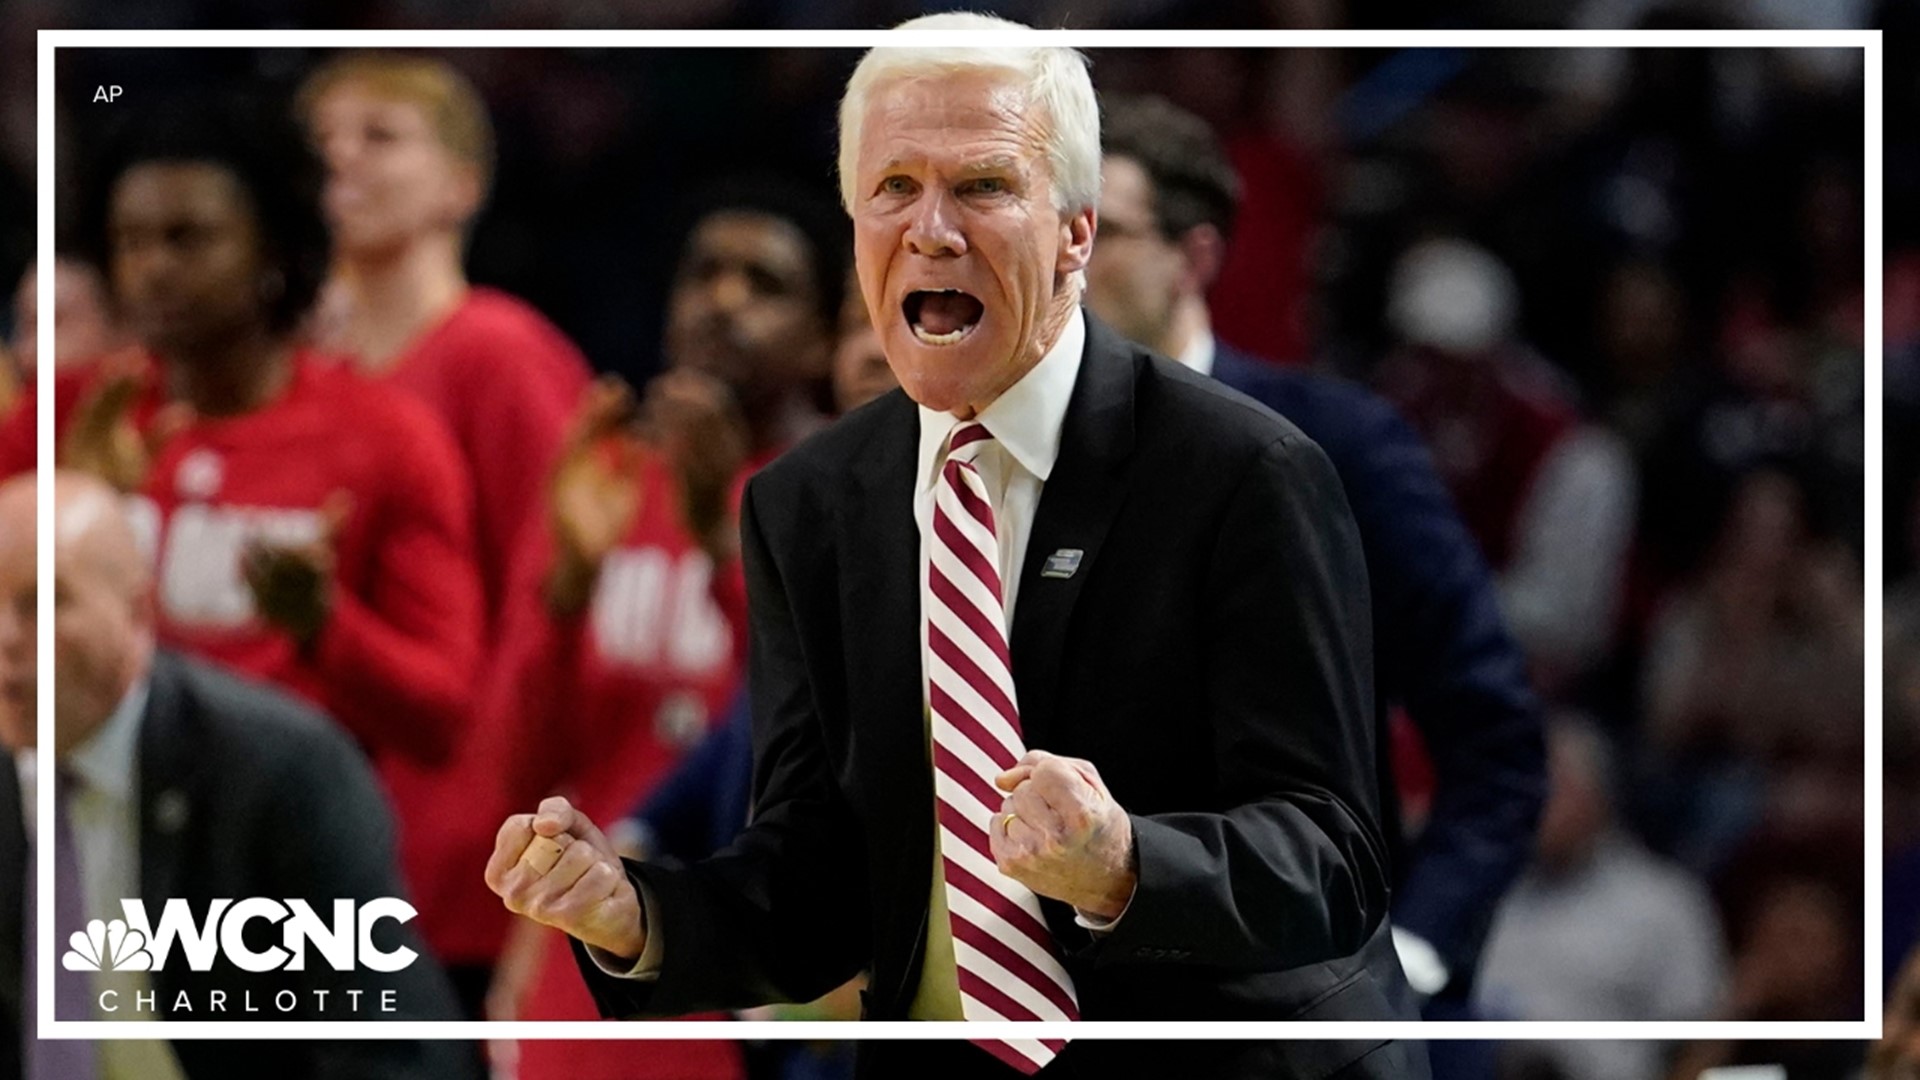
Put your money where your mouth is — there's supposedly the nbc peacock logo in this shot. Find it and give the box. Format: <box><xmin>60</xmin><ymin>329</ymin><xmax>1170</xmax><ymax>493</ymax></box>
<box><xmin>61</xmin><ymin>918</ymin><xmax>153</xmax><ymax>973</ymax></box>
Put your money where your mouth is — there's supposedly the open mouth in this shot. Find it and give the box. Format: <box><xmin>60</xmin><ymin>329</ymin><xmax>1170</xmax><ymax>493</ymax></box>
<box><xmin>903</xmin><ymin>289</ymin><xmax>984</xmax><ymax>346</ymax></box>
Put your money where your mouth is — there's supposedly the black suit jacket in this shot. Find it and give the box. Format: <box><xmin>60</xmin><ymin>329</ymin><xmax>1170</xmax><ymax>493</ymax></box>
<box><xmin>574</xmin><ymin>316</ymin><xmax>1427</xmax><ymax>1078</ymax></box>
<box><xmin>2</xmin><ymin>651</ymin><xmax>477</xmax><ymax>1080</ymax></box>
<box><xmin>0</xmin><ymin>750</ymin><xmax>20</xmax><ymax>1080</ymax></box>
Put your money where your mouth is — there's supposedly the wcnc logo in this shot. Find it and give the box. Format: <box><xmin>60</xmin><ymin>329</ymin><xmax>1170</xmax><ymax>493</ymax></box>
<box><xmin>61</xmin><ymin>898</ymin><xmax>419</xmax><ymax>974</ymax></box>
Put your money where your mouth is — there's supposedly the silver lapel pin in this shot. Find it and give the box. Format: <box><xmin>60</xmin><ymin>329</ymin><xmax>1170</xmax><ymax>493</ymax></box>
<box><xmin>1041</xmin><ymin>548</ymin><xmax>1083</xmax><ymax>579</ymax></box>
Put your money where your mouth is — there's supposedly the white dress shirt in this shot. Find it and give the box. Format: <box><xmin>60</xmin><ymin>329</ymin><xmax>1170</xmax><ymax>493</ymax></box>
<box><xmin>912</xmin><ymin>307</ymin><xmax>1086</xmax><ymax>634</ymax></box>
<box><xmin>16</xmin><ymin>748</ymin><xmax>34</xmax><ymax>838</ymax></box>
<box><xmin>1176</xmin><ymin>329</ymin><xmax>1216</xmax><ymax>378</ymax></box>
<box><xmin>62</xmin><ymin>678</ymin><xmax>189</xmax><ymax>1080</ymax></box>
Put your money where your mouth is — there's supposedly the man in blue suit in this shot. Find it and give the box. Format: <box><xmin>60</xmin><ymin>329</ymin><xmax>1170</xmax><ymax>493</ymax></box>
<box><xmin>1086</xmin><ymin>93</ymin><xmax>1545</xmax><ymax>1015</ymax></box>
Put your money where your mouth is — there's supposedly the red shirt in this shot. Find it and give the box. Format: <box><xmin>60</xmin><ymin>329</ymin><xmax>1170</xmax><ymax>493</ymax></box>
<box><xmin>488</xmin><ymin>449</ymin><xmax>745</xmax><ymax>828</ymax></box>
<box><xmin>1208</xmin><ymin>131</ymin><xmax>1324</xmax><ymax>366</ymax></box>
<box><xmin>0</xmin><ymin>352</ymin><xmax>164</xmax><ymax>481</ymax></box>
<box><xmin>375</xmin><ymin>287</ymin><xmax>592</xmax><ymax>629</ymax></box>
<box><xmin>142</xmin><ymin>353</ymin><xmax>484</xmax><ymax>937</ymax></box>
<box><xmin>493</xmin><ymin>449</ymin><xmax>752</xmax><ymax>1079</ymax></box>
<box><xmin>340</xmin><ymin>288</ymin><xmax>590</xmax><ymax>966</ymax></box>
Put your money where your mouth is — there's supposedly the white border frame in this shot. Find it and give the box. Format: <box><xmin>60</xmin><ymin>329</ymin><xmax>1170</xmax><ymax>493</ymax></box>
<box><xmin>34</xmin><ymin>26</ymin><xmax>1884</xmax><ymax>1044</ymax></box>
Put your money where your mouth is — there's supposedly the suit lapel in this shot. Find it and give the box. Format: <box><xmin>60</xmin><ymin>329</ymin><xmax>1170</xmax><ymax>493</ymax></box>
<box><xmin>1010</xmin><ymin>315</ymin><xmax>1138</xmax><ymax>749</ymax></box>
<box><xmin>137</xmin><ymin>654</ymin><xmax>198</xmax><ymax>977</ymax></box>
<box><xmin>0</xmin><ymin>750</ymin><xmax>21</xmax><ymax>1022</ymax></box>
<box><xmin>841</xmin><ymin>392</ymin><xmax>938</xmax><ymax>1008</ymax></box>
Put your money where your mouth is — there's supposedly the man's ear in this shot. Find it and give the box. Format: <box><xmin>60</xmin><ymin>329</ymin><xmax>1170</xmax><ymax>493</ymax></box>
<box><xmin>1057</xmin><ymin>206</ymin><xmax>1097</xmax><ymax>276</ymax></box>
<box><xmin>1178</xmin><ymin>223</ymin><xmax>1227</xmax><ymax>296</ymax></box>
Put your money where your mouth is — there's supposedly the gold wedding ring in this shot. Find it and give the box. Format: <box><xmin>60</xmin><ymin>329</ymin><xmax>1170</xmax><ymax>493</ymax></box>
<box><xmin>519</xmin><ymin>833</ymin><xmax>570</xmax><ymax>876</ymax></box>
<box><xmin>998</xmin><ymin>812</ymin><xmax>1019</xmax><ymax>835</ymax></box>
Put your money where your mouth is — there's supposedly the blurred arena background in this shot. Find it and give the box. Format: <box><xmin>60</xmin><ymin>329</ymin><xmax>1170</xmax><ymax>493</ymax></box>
<box><xmin>0</xmin><ymin>2</ymin><xmax>1898</xmax><ymax>1079</ymax></box>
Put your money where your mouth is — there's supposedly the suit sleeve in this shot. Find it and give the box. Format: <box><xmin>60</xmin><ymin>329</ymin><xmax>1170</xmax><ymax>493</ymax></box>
<box><xmin>1343</xmin><ymin>395</ymin><xmax>1545</xmax><ymax>983</ymax></box>
<box><xmin>1073</xmin><ymin>432</ymin><xmax>1390</xmax><ymax>973</ymax></box>
<box><xmin>312</xmin><ymin>406</ymin><xmax>483</xmax><ymax>767</ymax></box>
<box><xmin>569</xmin><ymin>473</ymin><xmax>870</xmax><ymax>1017</ymax></box>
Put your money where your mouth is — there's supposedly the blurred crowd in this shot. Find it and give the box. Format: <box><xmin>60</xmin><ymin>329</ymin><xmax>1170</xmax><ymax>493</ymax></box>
<box><xmin>0</xmin><ymin>1</ymin><xmax>1892</xmax><ymax>1079</ymax></box>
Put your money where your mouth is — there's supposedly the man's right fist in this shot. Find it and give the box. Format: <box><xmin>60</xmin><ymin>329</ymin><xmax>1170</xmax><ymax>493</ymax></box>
<box><xmin>484</xmin><ymin>796</ymin><xmax>648</xmax><ymax>963</ymax></box>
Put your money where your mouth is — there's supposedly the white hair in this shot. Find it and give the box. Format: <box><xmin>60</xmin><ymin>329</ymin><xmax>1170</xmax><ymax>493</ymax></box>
<box><xmin>836</xmin><ymin>12</ymin><xmax>1101</xmax><ymax>218</ymax></box>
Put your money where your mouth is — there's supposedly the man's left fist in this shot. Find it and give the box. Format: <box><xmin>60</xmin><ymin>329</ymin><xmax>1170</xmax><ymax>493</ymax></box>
<box><xmin>989</xmin><ymin>749</ymin><xmax>1136</xmax><ymax>920</ymax></box>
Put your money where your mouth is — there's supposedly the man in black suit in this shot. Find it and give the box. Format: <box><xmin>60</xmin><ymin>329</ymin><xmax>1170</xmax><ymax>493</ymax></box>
<box><xmin>487</xmin><ymin>13</ymin><xmax>1425</xmax><ymax>1078</ymax></box>
<box><xmin>0</xmin><ymin>471</ymin><xmax>475</xmax><ymax>1080</ymax></box>
<box><xmin>1084</xmin><ymin>93</ymin><xmax>1546</xmax><ymax>1016</ymax></box>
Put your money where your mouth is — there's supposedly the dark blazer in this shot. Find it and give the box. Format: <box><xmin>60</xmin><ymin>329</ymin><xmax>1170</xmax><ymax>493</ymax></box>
<box><xmin>574</xmin><ymin>315</ymin><xmax>1427</xmax><ymax>1079</ymax></box>
<box><xmin>2</xmin><ymin>651</ymin><xmax>477</xmax><ymax>1080</ymax></box>
<box><xmin>1210</xmin><ymin>343</ymin><xmax>1546</xmax><ymax>992</ymax></box>
<box><xmin>0</xmin><ymin>750</ymin><xmax>20</xmax><ymax>1080</ymax></box>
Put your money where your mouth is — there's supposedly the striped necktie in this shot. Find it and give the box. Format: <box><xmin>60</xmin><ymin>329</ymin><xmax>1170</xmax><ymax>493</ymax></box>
<box><xmin>927</xmin><ymin>421</ymin><xmax>1079</xmax><ymax>1075</ymax></box>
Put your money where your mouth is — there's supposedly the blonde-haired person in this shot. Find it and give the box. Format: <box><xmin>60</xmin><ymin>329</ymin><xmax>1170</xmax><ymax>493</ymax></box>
<box><xmin>299</xmin><ymin>52</ymin><xmax>593</xmax><ymax>1017</ymax></box>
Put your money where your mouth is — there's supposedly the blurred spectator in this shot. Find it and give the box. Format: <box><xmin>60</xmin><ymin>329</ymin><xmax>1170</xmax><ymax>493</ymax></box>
<box><xmin>1375</xmin><ymin>237</ymin><xmax>1638</xmax><ymax>695</ymax></box>
<box><xmin>1872</xmin><ymin>949</ymin><xmax>1920</xmax><ymax>1080</ymax></box>
<box><xmin>300</xmin><ymin>52</ymin><xmax>592</xmax><ymax>629</ymax></box>
<box><xmin>298</xmin><ymin>51</ymin><xmax>595</xmax><ymax>1016</ymax></box>
<box><xmin>1665</xmin><ymin>877</ymin><xmax>1867</xmax><ymax>1078</ymax></box>
<box><xmin>0</xmin><ymin>258</ymin><xmax>143</xmax><ymax>482</ymax></box>
<box><xmin>830</xmin><ymin>269</ymin><xmax>897</xmax><ymax>414</ymax></box>
<box><xmin>604</xmin><ymin>270</ymin><xmax>900</xmax><ymax>1080</ymax></box>
<box><xmin>0</xmin><ymin>470</ymin><xmax>477</xmax><ymax>1079</ymax></box>
<box><xmin>484</xmin><ymin>177</ymin><xmax>846</xmax><ymax>1080</ymax></box>
<box><xmin>1592</xmin><ymin>257</ymin><xmax>1692</xmax><ymax>454</ymax></box>
<box><xmin>1475</xmin><ymin>713</ymin><xmax>1725</xmax><ymax>1080</ymax></box>
<box><xmin>67</xmin><ymin>91</ymin><xmax>490</xmax><ymax>1040</ymax></box>
<box><xmin>1637</xmin><ymin>287</ymin><xmax>1858</xmax><ymax>617</ymax></box>
<box><xmin>1639</xmin><ymin>469</ymin><xmax>1863</xmax><ymax>873</ymax></box>
<box><xmin>10</xmin><ymin>258</ymin><xmax>129</xmax><ymax>378</ymax></box>
<box><xmin>1085</xmin><ymin>92</ymin><xmax>1544</xmax><ymax>1011</ymax></box>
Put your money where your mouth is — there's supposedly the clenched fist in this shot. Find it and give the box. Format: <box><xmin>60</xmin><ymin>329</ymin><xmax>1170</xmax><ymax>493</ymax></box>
<box><xmin>989</xmin><ymin>749</ymin><xmax>1137</xmax><ymax>920</ymax></box>
<box><xmin>485</xmin><ymin>796</ymin><xmax>648</xmax><ymax>962</ymax></box>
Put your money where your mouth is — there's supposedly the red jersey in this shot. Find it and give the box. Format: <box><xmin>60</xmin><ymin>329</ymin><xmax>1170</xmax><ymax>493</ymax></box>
<box><xmin>492</xmin><ymin>447</ymin><xmax>751</xmax><ymax>1080</ymax></box>
<box><xmin>488</xmin><ymin>449</ymin><xmax>744</xmax><ymax>827</ymax></box>
<box><xmin>375</xmin><ymin>287</ymin><xmax>591</xmax><ymax>628</ymax></box>
<box><xmin>0</xmin><ymin>352</ymin><xmax>165</xmax><ymax>481</ymax></box>
<box><xmin>142</xmin><ymin>353</ymin><xmax>484</xmax><ymax>937</ymax></box>
<box><xmin>340</xmin><ymin>288</ymin><xmax>590</xmax><ymax>968</ymax></box>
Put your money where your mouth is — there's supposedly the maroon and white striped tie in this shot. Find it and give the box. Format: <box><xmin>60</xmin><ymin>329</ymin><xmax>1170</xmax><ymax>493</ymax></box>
<box><xmin>928</xmin><ymin>421</ymin><xmax>1079</xmax><ymax>1075</ymax></box>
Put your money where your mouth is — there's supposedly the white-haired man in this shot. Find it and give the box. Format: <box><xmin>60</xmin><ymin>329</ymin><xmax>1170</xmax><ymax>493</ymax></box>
<box><xmin>487</xmin><ymin>15</ymin><xmax>1425</xmax><ymax>1077</ymax></box>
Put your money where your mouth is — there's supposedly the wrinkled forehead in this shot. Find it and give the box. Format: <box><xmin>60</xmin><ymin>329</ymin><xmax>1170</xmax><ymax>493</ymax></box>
<box><xmin>857</xmin><ymin>70</ymin><xmax>1049</xmax><ymax>171</ymax></box>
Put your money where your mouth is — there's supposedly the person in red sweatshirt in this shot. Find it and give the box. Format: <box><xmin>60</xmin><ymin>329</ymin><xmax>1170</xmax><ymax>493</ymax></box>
<box><xmin>71</xmin><ymin>91</ymin><xmax>486</xmax><ymax>980</ymax></box>
<box><xmin>485</xmin><ymin>179</ymin><xmax>847</xmax><ymax>1080</ymax></box>
<box><xmin>0</xmin><ymin>255</ymin><xmax>143</xmax><ymax>481</ymax></box>
<box><xmin>297</xmin><ymin>53</ymin><xmax>593</xmax><ymax>1012</ymax></box>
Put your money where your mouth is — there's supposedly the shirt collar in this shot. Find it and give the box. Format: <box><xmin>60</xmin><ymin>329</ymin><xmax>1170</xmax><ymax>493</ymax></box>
<box><xmin>14</xmin><ymin>747</ymin><xmax>33</xmax><ymax>836</ymax></box>
<box><xmin>1178</xmin><ymin>329</ymin><xmax>1216</xmax><ymax>378</ymax></box>
<box><xmin>916</xmin><ymin>306</ymin><xmax>1086</xmax><ymax>488</ymax></box>
<box><xmin>63</xmin><ymin>676</ymin><xmax>150</xmax><ymax>806</ymax></box>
